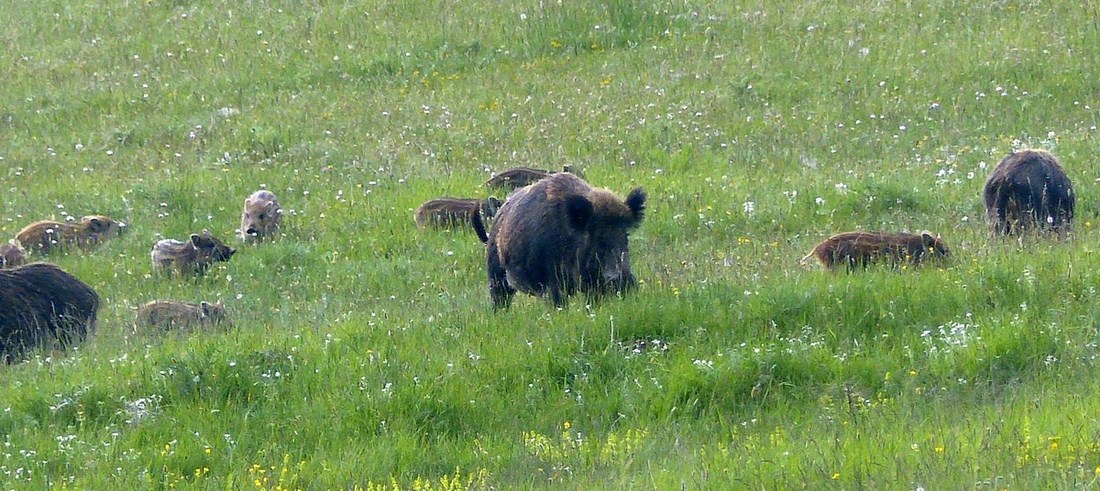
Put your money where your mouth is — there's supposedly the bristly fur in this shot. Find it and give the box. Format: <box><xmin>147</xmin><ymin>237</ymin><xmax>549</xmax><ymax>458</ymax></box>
<box><xmin>135</xmin><ymin>300</ymin><xmax>228</xmax><ymax>332</ymax></box>
<box><xmin>983</xmin><ymin>149</ymin><xmax>1075</xmax><ymax>237</ymax></box>
<box><xmin>0</xmin><ymin>242</ymin><xmax>26</xmax><ymax>269</ymax></box>
<box><xmin>0</xmin><ymin>263</ymin><xmax>99</xmax><ymax>363</ymax></box>
<box><xmin>151</xmin><ymin>230</ymin><xmax>236</xmax><ymax>276</ymax></box>
<box><xmin>485</xmin><ymin>165</ymin><xmax>583</xmax><ymax>190</ymax></box>
<box><xmin>415</xmin><ymin>197</ymin><xmax>501</xmax><ymax>240</ymax></box>
<box><xmin>487</xmin><ymin>172</ymin><xmax>646</xmax><ymax>309</ymax></box>
<box><xmin>803</xmin><ymin>231</ymin><xmax>950</xmax><ymax>272</ymax></box>
<box><xmin>15</xmin><ymin>215</ymin><xmax>125</xmax><ymax>255</ymax></box>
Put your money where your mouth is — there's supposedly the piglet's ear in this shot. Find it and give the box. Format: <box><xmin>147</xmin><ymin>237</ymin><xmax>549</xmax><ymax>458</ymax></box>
<box><xmin>565</xmin><ymin>195</ymin><xmax>595</xmax><ymax>231</ymax></box>
<box><xmin>920</xmin><ymin>231</ymin><xmax>936</xmax><ymax>247</ymax></box>
<box><xmin>87</xmin><ymin>218</ymin><xmax>104</xmax><ymax>232</ymax></box>
<box><xmin>190</xmin><ymin>234</ymin><xmax>202</xmax><ymax>246</ymax></box>
<box><xmin>200</xmin><ymin>301</ymin><xmax>211</xmax><ymax>316</ymax></box>
<box><xmin>625</xmin><ymin>188</ymin><xmax>646</xmax><ymax>222</ymax></box>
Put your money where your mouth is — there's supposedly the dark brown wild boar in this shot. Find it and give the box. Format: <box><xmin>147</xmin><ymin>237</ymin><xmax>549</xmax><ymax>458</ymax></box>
<box><xmin>151</xmin><ymin>230</ymin><xmax>236</xmax><ymax>276</ymax></box>
<box><xmin>802</xmin><ymin>231</ymin><xmax>950</xmax><ymax>272</ymax></box>
<box><xmin>0</xmin><ymin>242</ymin><xmax>26</xmax><ymax>269</ymax></box>
<box><xmin>485</xmin><ymin>165</ymin><xmax>582</xmax><ymax>190</ymax></box>
<box><xmin>134</xmin><ymin>300</ymin><xmax>228</xmax><ymax>331</ymax></box>
<box><xmin>484</xmin><ymin>173</ymin><xmax>646</xmax><ymax>308</ymax></box>
<box><xmin>415</xmin><ymin>197</ymin><xmax>502</xmax><ymax>231</ymax></box>
<box><xmin>0</xmin><ymin>262</ymin><xmax>99</xmax><ymax>363</ymax></box>
<box><xmin>983</xmin><ymin>149</ymin><xmax>1075</xmax><ymax>237</ymax></box>
<box><xmin>15</xmin><ymin>215</ymin><xmax>125</xmax><ymax>254</ymax></box>
<box><xmin>240</xmin><ymin>190</ymin><xmax>282</xmax><ymax>242</ymax></box>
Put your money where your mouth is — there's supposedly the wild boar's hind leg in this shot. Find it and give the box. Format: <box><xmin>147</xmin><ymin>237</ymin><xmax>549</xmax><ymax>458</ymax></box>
<box><xmin>487</xmin><ymin>242</ymin><xmax>514</xmax><ymax>309</ymax></box>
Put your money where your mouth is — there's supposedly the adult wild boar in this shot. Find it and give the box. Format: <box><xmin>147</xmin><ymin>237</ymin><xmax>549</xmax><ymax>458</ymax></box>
<box><xmin>151</xmin><ymin>230</ymin><xmax>236</xmax><ymax>276</ymax></box>
<box><xmin>983</xmin><ymin>149</ymin><xmax>1075</xmax><ymax>237</ymax></box>
<box><xmin>0</xmin><ymin>241</ymin><xmax>26</xmax><ymax>269</ymax></box>
<box><xmin>15</xmin><ymin>215</ymin><xmax>125</xmax><ymax>254</ymax></box>
<box><xmin>0</xmin><ymin>263</ymin><xmax>99</xmax><ymax>362</ymax></box>
<box><xmin>484</xmin><ymin>173</ymin><xmax>646</xmax><ymax>308</ymax></box>
<box><xmin>801</xmin><ymin>231</ymin><xmax>950</xmax><ymax>272</ymax></box>
<box><xmin>135</xmin><ymin>300</ymin><xmax>228</xmax><ymax>331</ymax></box>
<box><xmin>240</xmin><ymin>190</ymin><xmax>282</xmax><ymax>242</ymax></box>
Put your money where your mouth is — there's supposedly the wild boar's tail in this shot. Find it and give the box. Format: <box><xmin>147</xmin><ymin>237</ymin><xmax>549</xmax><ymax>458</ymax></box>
<box><xmin>471</xmin><ymin>207</ymin><xmax>489</xmax><ymax>243</ymax></box>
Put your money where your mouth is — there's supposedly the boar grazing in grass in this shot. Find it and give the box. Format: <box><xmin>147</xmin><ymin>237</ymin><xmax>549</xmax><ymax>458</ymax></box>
<box><xmin>240</xmin><ymin>190</ymin><xmax>282</xmax><ymax>242</ymax></box>
<box><xmin>983</xmin><ymin>149</ymin><xmax>1075</xmax><ymax>237</ymax></box>
<box><xmin>484</xmin><ymin>173</ymin><xmax>646</xmax><ymax>309</ymax></box>
<box><xmin>0</xmin><ymin>242</ymin><xmax>26</xmax><ymax>269</ymax></box>
<box><xmin>415</xmin><ymin>196</ymin><xmax>502</xmax><ymax>232</ymax></box>
<box><xmin>15</xmin><ymin>215</ymin><xmax>125</xmax><ymax>255</ymax></box>
<box><xmin>802</xmin><ymin>231</ymin><xmax>950</xmax><ymax>272</ymax></box>
<box><xmin>485</xmin><ymin>165</ymin><xmax>582</xmax><ymax>190</ymax></box>
<box><xmin>135</xmin><ymin>300</ymin><xmax>228</xmax><ymax>332</ymax></box>
<box><xmin>151</xmin><ymin>230</ymin><xmax>235</xmax><ymax>276</ymax></box>
<box><xmin>0</xmin><ymin>263</ymin><xmax>99</xmax><ymax>363</ymax></box>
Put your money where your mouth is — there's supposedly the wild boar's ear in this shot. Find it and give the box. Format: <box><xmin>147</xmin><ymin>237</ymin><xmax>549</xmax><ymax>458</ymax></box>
<box><xmin>88</xmin><ymin>218</ymin><xmax>104</xmax><ymax>232</ymax></box>
<box><xmin>625</xmin><ymin>188</ymin><xmax>647</xmax><ymax>221</ymax></box>
<box><xmin>200</xmin><ymin>301</ymin><xmax>210</xmax><ymax>316</ymax></box>
<box><xmin>564</xmin><ymin>195</ymin><xmax>595</xmax><ymax>231</ymax></box>
<box><xmin>920</xmin><ymin>231</ymin><xmax>936</xmax><ymax>247</ymax></box>
<box><xmin>190</xmin><ymin>234</ymin><xmax>202</xmax><ymax>246</ymax></box>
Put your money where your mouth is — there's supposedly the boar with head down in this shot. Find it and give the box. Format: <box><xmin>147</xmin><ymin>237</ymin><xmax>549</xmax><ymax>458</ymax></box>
<box><xmin>15</xmin><ymin>215</ymin><xmax>125</xmax><ymax>255</ymax></box>
<box><xmin>0</xmin><ymin>263</ymin><xmax>99</xmax><ymax>363</ymax></box>
<box><xmin>483</xmin><ymin>173</ymin><xmax>646</xmax><ymax>309</ymax></box>
<box><xmin>135</xmin><ymin>300</ymin><xmax>228</xmax><ymax>332</ymax></box>
<box><xmin>801</xmin><ymin>231</ymin><xmax>950</xmax><ymax>272</ymax></box>
<box><xmin>983</xmin><ymin>149</ymin><xmax>1075</xmax><ymax>237</ymax></box>
<box><xmin>151</xmin><ymin>230</ymin><xmax>236</xmax><ymax>276</ymax></box>
<box><xmin>240</xmin><ymin>190</ymin><xmax>282</xmax><ymax>242</ymax></box>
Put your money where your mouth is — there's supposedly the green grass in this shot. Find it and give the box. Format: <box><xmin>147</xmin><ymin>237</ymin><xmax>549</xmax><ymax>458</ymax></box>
<box><xmin>3</xmin><ymin>0</ymin><xmax>1100</xmax><ymax>488</ymax></box>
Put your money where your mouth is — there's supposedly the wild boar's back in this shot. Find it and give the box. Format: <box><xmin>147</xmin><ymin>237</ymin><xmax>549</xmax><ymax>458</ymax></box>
<box><xmin>0</xmin><ymin>263</ymin><xmax>99</xmax><ymax>362</ymax></box>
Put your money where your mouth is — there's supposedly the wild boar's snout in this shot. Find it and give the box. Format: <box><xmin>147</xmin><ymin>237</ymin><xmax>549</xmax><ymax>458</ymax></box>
<box><xmin>240</xmin><ymin>190</ymin><xmax>282</xmax><ymax>242</ymax></box>
<box><xmin>600</xmin><ymin>249</ymin><xmax>635</xmax><ymax>291</ymax></box>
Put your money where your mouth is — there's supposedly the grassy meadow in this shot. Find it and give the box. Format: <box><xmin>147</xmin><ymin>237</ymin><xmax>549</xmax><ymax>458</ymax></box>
<box><xmin>3</xmin><ymin>0</ymin><xmax>1100</xmax><ymax>488</ymax></box>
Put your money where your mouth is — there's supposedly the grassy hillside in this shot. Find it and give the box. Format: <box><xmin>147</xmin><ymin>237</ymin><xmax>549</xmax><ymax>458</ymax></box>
<box><xmin>3</xmin><ymin>0</ymin><xmax>1100</xmax><ymax>488</ymax></box>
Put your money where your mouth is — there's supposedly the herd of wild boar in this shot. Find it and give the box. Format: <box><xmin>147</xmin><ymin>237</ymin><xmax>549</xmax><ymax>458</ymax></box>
<box><xmin>0</xmin><ymin>149</ymin><xmax>1078</xmax><ymax>362</ymax></box>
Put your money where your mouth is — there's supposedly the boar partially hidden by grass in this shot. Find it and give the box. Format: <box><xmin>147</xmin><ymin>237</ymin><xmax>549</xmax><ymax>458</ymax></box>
<box><xmin>802</xmin><ymin>231</ymin><xmax>950</xmax><ymax>272</ymax></box>
<box><xmin>151</xmin><ymin>230</ymin><xmax>236</xmax><ymax>276</ymax></box>
<box><xmin>240</xmin><ymin>190</ymin><xmax>282</xmax><ymax>242</ymax></box>
<box><xmin>484</xmin><ymin>173</ymin><xmax>646</xmax><ymax>309</ymax></box>
<box><xmin>415</xmin><ymin>197</ymin><xmax>502</xmax><ymax>232</ymax></box>
<box><xmin>485</xmin><ymin>165</ymin><xmax>582</xmax><ymax>190</ymax></box>
<box><xmin>15</xmin><ymin>215</ymin><xmax>125</xmax><ymax>255</ymax></box>
<box><xmin>0</xmin><ymin>263</ymin><xmax>99</xmax><ymax>363</ymax></box>
<box><xmin>983</xmin><ymin>149</ymin><xmax>1075</xmax><ymax>237</ymax></box>
<box><xmin>134</xmin><ymin>300</ymin><xmax>228</xmax><ymax>332</ymax></box>
<box><xmin>0</xmin><ymin>241</ymin><xmax>26</xmax><ymax>269</ymax></box>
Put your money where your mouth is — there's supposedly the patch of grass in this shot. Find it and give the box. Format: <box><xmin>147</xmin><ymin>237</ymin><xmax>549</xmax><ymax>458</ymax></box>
<box><xmin>4</xmin><ymin>0</ymin><xmax>1100</xmax><ymax>488</ymax></box>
